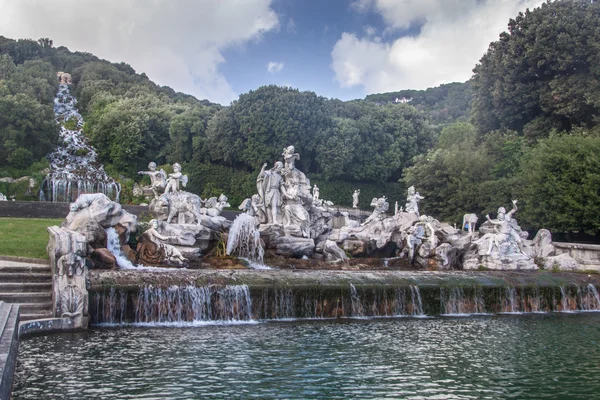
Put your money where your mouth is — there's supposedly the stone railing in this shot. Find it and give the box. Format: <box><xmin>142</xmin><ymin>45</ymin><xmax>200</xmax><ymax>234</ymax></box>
<box><xmin>554</xmin><ymin>242</ymin><xmax>600</xmax><ymax>271</ymax></box>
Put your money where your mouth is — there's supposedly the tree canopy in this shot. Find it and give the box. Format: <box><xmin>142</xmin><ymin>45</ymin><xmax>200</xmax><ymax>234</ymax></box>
<box><xmin>471</xmin><ymin>0</ymin><xmax>600</xmax><ymax>140</ymax></box>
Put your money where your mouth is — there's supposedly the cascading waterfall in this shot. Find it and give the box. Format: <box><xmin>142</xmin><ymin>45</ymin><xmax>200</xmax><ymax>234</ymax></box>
<box><xmin>226</xmin><ymin>213</ymin><xmax>265</xmax><ymax>267</ymax></box>
<box><xmin>92</xmin><ymin>285</ymin><xmax>254</xmax><ymax>324</ymax></box>
<box><xmin>90</xmin><ymin>283</ymin><xmax>600</xmax><ymax>324</ymax></box>
<box><xmin>105</xmin><ymin>228</ymin><xmax>137</xmax><ymax>269</ymax></box>
<box><xmin>40</xmin><ymin>84</ymin><xmax>120</xmax><ymax>202</ymax></box>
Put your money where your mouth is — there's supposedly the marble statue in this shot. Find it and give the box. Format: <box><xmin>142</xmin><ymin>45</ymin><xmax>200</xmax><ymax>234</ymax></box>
<box><xmin>474</xmin><ymin>200</ymin><xmax>525</xmax><ymax>256</ymax></box>
<box><xmin>363</xmin><ymin>196</ymin><xmax>389</xmax><ymax>225</ymax></box>
<box><xmin>157</xmin><ymin>191</ymin><xmax>203</xmax><ymax>224</ymax></box>
<box><xmin>462</xmin><ymin>213</ymin><xmax>478</xmax><ymax>234</ymax></box>
<box><xmin>282</xmin><ymin>182</ymin><xmax>310</xmax><ymax>238</ymax></box>
<box><xmin>352</xmin><ymin>189</ymin><xmax>360</xmax><ymax>208</ymax></box>
<box><xmin>282</xmin><ymin>145</ymin><xmax>300</xmax><ymax>171</ymax></box>
<box><xmin>394</xmin><ymin>201</ymin><xmax>399</xmax><ymax>216</ymax></box>
<box><xmin>405</xmin><ymin>186</ymin><xmax>424</xmax><ymax>217</ymax></box>
<box><xmin>140</xmin><ymin>219</ymin><xmax>188</xmax><ymax>265</ymax></box>
<box><xmin>164</xmin><ymin>163</ymin><xmax>188</xmax><ymax>194</ymax></box>
<box><xmin>405</xmin><ymin>215</ymin><xmax>436</xmax><ymax>262</ymax></box>
<box><xmin>0</xmin><ymin>192</ymin><xmax>6</xmax><ymax>201</ymax></box>
<box><xmin>138</xmin><ymin>162</ymin><xmax>166</xmax><ymax>199</ymax></box>
<box><xmin>257</xmin><ymin>161</ymin><xmax>284</xmax><ymax>224</ymax></box>
<box><xmin>201</xmin><ymin>194</ymin><xmax>231</xmax><ymax>217</ymax></box>
<box><xmin>312</xmin><ymin>184</ymin><xmax>320</xmax><ymax>202</ymax></box>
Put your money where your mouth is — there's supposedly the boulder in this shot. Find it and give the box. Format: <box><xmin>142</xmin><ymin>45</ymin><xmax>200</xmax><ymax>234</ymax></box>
<box><xmin>91</xmin><ymin>248</ymin><xmax>117</xmax><ymax>269</ymax></box>
<box><xmin>541</xmin><ymin>253</ymin><xmax>581</xmax><ymax>271</ymax></box>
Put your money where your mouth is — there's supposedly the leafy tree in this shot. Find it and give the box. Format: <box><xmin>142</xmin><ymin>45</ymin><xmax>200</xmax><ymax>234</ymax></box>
<box><xmin>0</xmin><ymin>54</ymin><xmax>15</xmax><ymax>80</ymax></box>
<box><xmin>85</xmin><ymin>93</ymin><xmax>173</xmax><ymax>174</ymax></box>
<box><xmin>471</xmin><ymin>0</ymin><xmax>600</xmax><ymax>139</ymax></box>
<box><xmin>518</xmin><ymin>132</ymin><xmax>600</xmax><ymax>234</ymax></box>
<box><xmin>403</xmin><ymin>122</ymin><xmax>493</xmax><ymax>223</ymax></box>
<box><xmin>5</xmin><ymin>59</ymin><xmax>57</xmax><ymax>104</ymax></box>
<box><xmin>0</xmin><ymin>93</ymin><xmax>58</xmax><ymax>168</ymax></box>
<box><xmin>203</xmin><ymin>85</ymin><xmax>332</xmax><ymax>173</ymax></box>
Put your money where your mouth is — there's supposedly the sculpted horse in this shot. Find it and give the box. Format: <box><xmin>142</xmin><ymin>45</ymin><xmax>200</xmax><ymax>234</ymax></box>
<box><xmin>462</xmin><ymin>213</ymin><xmax>478</xmax><ymax>234</ymax></box>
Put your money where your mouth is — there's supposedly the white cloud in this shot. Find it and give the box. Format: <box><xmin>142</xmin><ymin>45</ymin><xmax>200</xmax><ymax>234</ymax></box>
<box><xmin>363</xmin><ymin>25</ymin><xmax>377</xmax><ymax>37</ymax></box>
<box><xmin>267</xmin><ymin>61</ymin><xmax>284</xmax><ymax>73</ymax></box>
<box><xmin>333</xmin><ymin>0</ymin><xmax>545</xmax><ymax>93</ymax></box>
<box><xmin>0</xmin><ymin>0</ymin><xmax>279</xmax><ymax>104</ymax></box>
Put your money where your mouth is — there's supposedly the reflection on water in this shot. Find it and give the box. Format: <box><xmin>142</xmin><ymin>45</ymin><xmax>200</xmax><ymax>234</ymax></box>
<box><xmin>14</xmin><ymin>314</ymin><xmax>600</xmax><ymax>399</ymax></box>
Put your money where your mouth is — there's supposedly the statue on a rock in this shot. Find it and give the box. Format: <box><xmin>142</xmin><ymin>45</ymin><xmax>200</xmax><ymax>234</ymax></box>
<box><xmin>138</xmin><ymin>161</ymin><xmax>166</xmax><ymax>199</ymax></box>
<box><xmin>164</xmin><ymin>163</ymin><xmax>188</xmax><ymax>194</ymax></box>
<box><xmin>462</xmin><ymin>213</ymin><xmax>478</xmax><ymax>234</ymax></box>
<box><xmin>256</xmin><ymin>161</ymin><xmax>284</xmax><ymax>224</ymax></box>
<box><xmin>282</xmin><ymin>182</ymin><xmax>310</xmax><ymax>237</ymax></box>
<box><xmin>474</xmin><ymin>200</ymin><xmax>525</xmax><ymax>256</ymax></box>
<box><xmin>312</xmin><ymin>184</ymin><xmax>320</xmax><ymax>202</ymax></box>
<box><xmin>405</xmin><ymin>186</ymin><xmax>424</xmax><ymax>217</ymax></box>
<box><xmin>363</xmin><ymin>196</ymin><xmax>389</xmax><ymax>225</ymax></box>
<box><xmin>282</xmin><ymin>145</ymin><xmax>300</xmax><ymax>171</ymax></box>
<box><xmin>406</xmin><ymin>215</ymin><xmax>437</xmax><ymax>263</ymax></box>
<box><xmin>137</xmin><ymin>219</ymin><xmax>188</xmax><ymax>266</ymax></box>
<box><xmin>201</xmin><ymin>194</ymin><xmax>231</xmax><ymax>217</ymax></box>
<box><xmin>352</xmin><ymin>189</ymin><xmax>360</xmax><ymax>208</ymax></box>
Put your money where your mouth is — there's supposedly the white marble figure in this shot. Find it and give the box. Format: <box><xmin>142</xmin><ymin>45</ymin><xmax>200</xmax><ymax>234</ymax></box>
<box><xmin>145</xmin><ymin>219</ymin><xmax>188</xmax><ymax>264</ymax></box>
<box><xmin>474</xmin><ymin>200</ymin><xmax>525</xmax><ymax>256</ymax></box>
<box><xmin>0</xmin><ymin>192</ymin><xmax>7</xmax><ymax>201</ymax></box>
<box><xmin>462</xmin><ymin>213</ymin><xmax>478</xmax><ymax>234</ymax></box>
<box><xmin>405</xmin><ymin>186</ymin><xmax>424</xmax><ymax>217</ymax></box>
<box><xmin>352</xmin><ymin>189</ymin><xmax>360</xmax><ymax>208</ymax></box>
<box><xmin>405</xmin><ymin>215</ymin><xmax>436</xmax><ymax>262</ymax></box>
<box><xmin>394</xmin><ymin>201</ymin><xmax>399</xmax><ymax>216</ymax></box>
<box><xmin>164</xmin><ymin>163</ymin><xmax>188</xmax><ymax>194</ymax></box>
<box><xmin>363</xmin><ymin>196</ymin><xmax>389</xmax><ymax>225</ymax></box>
<box><xmin>138</xmin><ymin>162</ymin><xmax>167</xmax><ymax>199</ymax></box>
<box><xmin>282</xmin><ymin>182</ymin><xmax>310</xmax><ymax>237</ymax></box>
<box><xmin>202</xmin><ymin>194</ymin><xmax>231</xmax><ymax>217</ymax></box>
<box><xmin>282</xmin><ymin>145</ymin><xmax>300</xmax><ymax>171</ymax></box>
<box><xmin>312</xmin><ymin>184</ymin><xmax>320</xmax><ymax>202</ymax></box>
<box><xmin>256</xmin><ymin>162</ymin><xmax>284</xmax><ymax>224</ymax></box>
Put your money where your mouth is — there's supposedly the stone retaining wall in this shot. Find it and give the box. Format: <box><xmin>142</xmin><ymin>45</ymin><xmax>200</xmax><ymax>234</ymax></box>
<box><xmin>554</xmin><ymin>242</ymin><xmax>600</xmax><ymax>271</ymax></box>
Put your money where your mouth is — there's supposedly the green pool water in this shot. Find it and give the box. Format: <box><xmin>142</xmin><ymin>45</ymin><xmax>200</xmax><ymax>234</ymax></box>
<box><xmin>13</xmin><ymin>313</ymin><xmax>600</xmax><ymax>399</ymax></box>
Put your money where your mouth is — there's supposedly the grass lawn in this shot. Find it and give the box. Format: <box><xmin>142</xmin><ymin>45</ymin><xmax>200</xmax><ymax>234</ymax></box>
<box><xmin>0</xmin><ymin>217</ymin><xmax>63</xmax><ymax>259</ymax></box>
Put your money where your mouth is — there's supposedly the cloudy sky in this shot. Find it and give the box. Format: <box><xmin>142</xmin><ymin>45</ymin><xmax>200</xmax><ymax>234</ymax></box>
<box><xmin>0</xmin><ymin>0</ymin><xmax>544</xmax><ymax>104</ymax></box>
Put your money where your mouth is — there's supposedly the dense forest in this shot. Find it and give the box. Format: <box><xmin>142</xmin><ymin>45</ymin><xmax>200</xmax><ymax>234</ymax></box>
<box><xmin>0</xmin><ymin>0</ymin><xmax>599</xmax><ymax>235</ymax></box>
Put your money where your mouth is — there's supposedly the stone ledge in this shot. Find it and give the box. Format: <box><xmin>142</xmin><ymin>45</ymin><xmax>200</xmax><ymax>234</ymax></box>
<box><xmin>0</xmin><ymin>255</ymin><xmax>48</xmax><ymax>265</ymax></box>
<box><xmin>554</xmin><ymin>242</ymin><xmax>600</xmax><ymax>251</ymax></box>
<box><xmin>0</xmin><ymin>302</ymin><xmax>19</xmax><ymax>400</ymax></box>
<box><xmin>19</xmin><ymin>317</ymin><xmax>89</xmax><ymax>338</ymax></box>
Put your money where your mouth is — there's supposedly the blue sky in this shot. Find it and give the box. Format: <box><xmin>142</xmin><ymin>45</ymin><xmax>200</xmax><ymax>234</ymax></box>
<box><xmin>220</xmin><ymin>0</ymin><xmax>390</xmax><ymax>100</ymax></box>
<box><xmin>0</xmin><ymin>0</ymin><xmax>545</xmax><ymax>104</ymax></box>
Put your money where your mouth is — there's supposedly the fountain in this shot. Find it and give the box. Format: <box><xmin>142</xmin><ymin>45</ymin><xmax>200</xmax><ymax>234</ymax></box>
<box><xmin>40</xmin><ymin>82</ymin><xmax>120</xmax><ymax>202</ymax></box>
<box><xmin>38</xmin><ymin>141</ymin><xmax>600</xmax><ymax>332</ymax></box>
<box><xmin>226</xmin><ymin>213</ymin><xmax>265</xmax><ymax>266</ymax></box>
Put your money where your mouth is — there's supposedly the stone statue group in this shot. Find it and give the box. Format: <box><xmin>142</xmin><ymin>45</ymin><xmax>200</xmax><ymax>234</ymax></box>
<box><xmin>138</xmin><ymin>161</ymin><xmax>188</xmax><ymax>199</ymax></box>
<box><xmin>243</xmin><ymin>146</ymin><xmax>317</xmax><ymax>238</ymax></box>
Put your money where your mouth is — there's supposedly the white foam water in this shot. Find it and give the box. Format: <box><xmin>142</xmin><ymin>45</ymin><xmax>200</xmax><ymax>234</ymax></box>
<box><xmin>226</xmin><ymin>213</ymin><xmax>264</xmax><ymax>264</ymax></box>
